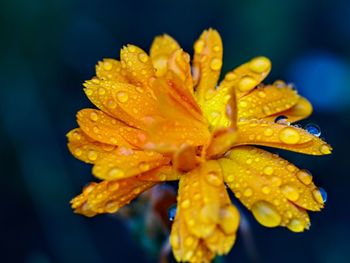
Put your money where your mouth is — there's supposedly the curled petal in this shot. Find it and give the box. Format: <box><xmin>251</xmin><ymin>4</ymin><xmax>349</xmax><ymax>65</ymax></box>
<box><xmin>236</xmin><ymin>120</ymin><xmax>332</xmax><ymax>155</ymax></box>
<box><xmin>150</xmin><ymin>34</ymin><xmax>180</xmax><ymax>77</ymax></box>
<box><xmin>120</xmin><ymin>45</ymin><xmax>155</xmax><ymax>88</ymax></box>
<box><xmin>193</xmin><ymin>29</ymin><xmax>223</xmax><ymax>103</ymax></box>
<box><xmin>264</xmin><ymin>97</ymin><xmax>313</xmax><ymax>123</ymax></box>
<box><xmin>206</xmin><ymin>128</ymin><xmax>238</xmax><ymax>158</ymax></box>
<box><xmin>71</xmin><ymin>176</ymin><xmax>156</xmax><ymax>217</ymax></box>
<box><xmin>220</xmin><ymin>56</ymin><xmax>271</xmax><ymax>98</ymax></box>
<box><xmin>219</xmin><ymin>146</ymin><xmax>326</xmax><ymax>232</ymax></box>
<box><xmin>95</xmin><ymin>59</ymin><xmax>127</xmax><ymax>82</ymax></box>
<box><xmin>76</xmin><ymin>109</ymin><xmax>147</xmax><ymax>148</ymax></box>
<box><xmin>237</xmin><ymin>84</ymin><xmax>299</xmax><ymax>121</ymax></box>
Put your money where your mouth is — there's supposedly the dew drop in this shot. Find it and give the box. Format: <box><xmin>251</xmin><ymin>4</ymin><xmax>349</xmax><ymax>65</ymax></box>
<box><xmin>107</xmin><ymin>100</ymin><xmax>117</xmax><ymax>109</ymax></box>
<box><xmin>296</xmin><ymin>170</ymin><xmax>313</xmax><ymax>185</ymax></box>
<box><xmin>238</xmin><ymin>76</ymin><xmax>258</xmax><ymax>92</ymax></box>
<box><xmin>138</xmin><ymin>53</ymin><xmax>149</xmax><ymax>63</ymax></box>
<box><xmin>107</xmin><ymin>181</ymin><xmax>120</xmax><ymax>191</ymax></box>
<box><xmin>108</xmin><ymin>167</ymin><xmax>124</xmax><ymax>179</ymax></box>
<box><xmin>287</xmin><ymin>218</ymin><xmax>305</xmax><ymax>232</ymax></box>
<box><xmin>225</xmin><ymin>72</ymin><xmax>236</xmax><ymax>81</ymax></box>
<box><xmin>116</xmin><ymin>91</ymin><xmax>129</xmax><ymax>103</ymax></box>
<box><xmin>128</xmin><ymin>45</ymin><xmax>136</xmax><ymax>52</ymax></box>
<box><xmin>274</xmin><ymin>115</ymin><xmax>289</xmax><ymax>125</ymax></box>
<box><xmin>258</xmin><ymin>91</ymin><xmax>266</xmax><ymax>98</ymax></box>
<box><xmin>90</xmin><ymin>112</ymin><xmax>98</xmax><ymax>121</ymax></box>
<box><xmin>213</xmin><ymin>45</ymin><xmax>221</xmax><ymax>52</ymax></box>
<box><xmin>103</xmin><ymin>61</ymin><xmax>113</xmax><ymax>71</ymax></box>
<box><xmin>273</xmin><ymin>80</ymin><xmax>286</xmax><ymax>88</ymax></box>
<box><xmin>263</xmin><ymin>166</ymin><xmax>274</xmax><ymax>175</ymax></box>
<box><xmin>249</xmin><ymin>57</ymin><xmax>270</xmax><ymax>73</ymax></box>
<box><xmin>206</xmin><ymin>171</ymin><xmax>223</xmax><ymax>187</ymax></box>
<box><xmin>105</xmin><ymin>201</ymin><xmax>119</xmax><ymax>213</ymax></box>
<box><xmin>319</xmin><ymin>144</ymin><xmax>331</xmax><ymax>154</ymax></box>
<box><xmin>74</xmin><ymin>148</ymin><xmax>82</xmax><ymax>156</ymax></box>
<box><xmin>263</xmin><ymin>128</ymin><xmax>273</xmax><ymax>137</ymax></box>
<box><xmin>138</xmin><ymin>162</ymin><xmax>150</xmax><ymax>172</ymax></box>
<box><xmin>185</xmin><ymin>237</ymin><xmax>194</xmax><ymax>247</ymax></box>
<box><xmin>87</xmin><ymin>150</ymin><xmax>98</xmax><ymax>161</ymax></box>
<box><xmin>181</xmin><ymin>199</ymin><xmax>190</xmax><ymax>209</ymax></box>
<box><xmin>262</xmin><ymin>186</ymin><xmax>271</xmax><ymax>194</ymax></box>
<box><xmin>279</xmin><ymin>127</ymin><xmax>300</xmax><ymax>144</ymax></box>
<box><xmin>194</xmin><ymin>40</ymin><xmax>205</xmax><ymax>53</ymax></box>
<box><xmin>280</xmin><ymin>185</ymin><xmax>300</xmax><ymax>201</ymax></box>
<box><xmin>243</xmin><ymin>188</ymin><xmax>253</xmax><ymax>197</ymax></box>
<box><xmin>210</xmin><ymin>58</ymin><xmax>222</xmax><ymax>71</ymax></box>
<box><xmin>313</xmin><ymin>187</ymin><xmax>327</xmax><ymax>203</ymax></box>
<box><xmin>98</xmin><ymin>87</ymin><xmax>106</xmax><ymax>95</ymax></box>
<box><xmin>251</xmin><ymin>201</ymin><xmax>281</xmax><ymax>227</ymax></box>
<box><xmin>305</xmin><ymin>123</ymin><xmax>321</xmax><ymax>137</ymax></box>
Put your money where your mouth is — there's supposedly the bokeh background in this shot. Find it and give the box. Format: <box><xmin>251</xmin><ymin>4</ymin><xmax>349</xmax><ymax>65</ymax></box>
<box><xmin>1</xmin><ymin>0</ymin><xmax>350</xmax><ymax>262</ymax></box>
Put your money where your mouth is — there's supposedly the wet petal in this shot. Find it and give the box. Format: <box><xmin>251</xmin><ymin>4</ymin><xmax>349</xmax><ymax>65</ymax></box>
<box><xmin>220</xmin><ymin>56</ymin><xmax>271</xmax><ymax>98</ymax></box>
<box><xmin>150</xmin><ymin>34</ymin><xmax>180</xmax><ymax>77</ymax></box>
<box><xmin>219</xmin><ymin>146</ymin><xmax>325</xmax><ymax>231</ymax></box>
<box><xmin>206</xmin><ymin>128</ymin><xmax>238</xmax><ymax>158</ymax></box>
<box><xmin>264</xmin><ymin>97</ymin><xmax>313</xmax><ymax>123</ymax></box>
<box><xmin>76</xmin><ymin>109</ymin><xmax>147</xmax><ymax>148</ymax></box>
<box><xmin>235</xmin><ymin>120</ymin><xmax>332</xmax><ymax>155</ymax></box>
<box><xmin>237</xmin><ymin>84</ymin><xmax>299</xmax><ymax>121</ymax></box>
<box><xmin>193</xmin><ymin>29</ymin><xmax>223</xmax><ymax>103</ymax></box>
<box><xmin>120</xmin><ymin>45</ymin><xmax>155</xmax><ymax>87</ymax></box>
<box><xmin>71</xmin><ymin>176</ymin><xmax>156</xmax><ymax>216</ymax></box>
<box><xmin>67</xmin><ymin>128</ymin><xmax>169</xmax><ymax>179</ymax></box>
<box><xmin>95</xmin><ymin>59</ymin><xmax>127</xmax><ymax>82</ymax></box>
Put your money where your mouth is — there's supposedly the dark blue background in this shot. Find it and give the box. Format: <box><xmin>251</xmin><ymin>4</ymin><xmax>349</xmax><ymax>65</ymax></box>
<box><xmin>1</xmin><ymin>0</ymin><xmax>349</xmax><ymax>262</ymax></box>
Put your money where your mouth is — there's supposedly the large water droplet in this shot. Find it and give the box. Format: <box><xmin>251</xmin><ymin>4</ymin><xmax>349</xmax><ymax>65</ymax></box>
<box><xmin>279</xmin><ymin>127</ymin><xmax>300</xmax><ymax>144</ymax></box>
<box><xmin>274</xmin><ymin>115</ymin><xmax>289</xmax><ymax>125</ymax></box>
<box><xmin>238</xmin><ymin>77</ymin><xmax>258</xmax><ymax>92</ymax></box>
<box><xmin>138</xmin><ymin>53</ymin><xmax>149</xmax><ymax>63</ymax></box>
<box><xmin>251</xmin><ymin>201</ymin><xmax>281</xmax><ymax>227</ymax></box>
<box><xmin>210</xmin><ymin>58</ymin><xmax>222</xmax><ymax>71</ymax></box>
<box><xmin>305</xmin><ymin>123</ymin><xmax>321</xmax><ymax>137</ymax></box>
<box><xmin>194</xmin><ymin>40</ymin><xmax>205</xmax><ymax>53</ymax></box>
<box><xmin>312</xmin><ymin>188</ymin><xmax>327</xmax><ymax>204</ymax></box>
<box><xmin>108</xmin><ymin>167</ymin><xmax>124</xmax><ymax>179</ymax></box>
<box><xmin>138</xmin><ymin>162</ymin><xmax>150</xmax><ymax>172</ymax></box>
<box><xmin>296</xmin><ymin>170</ymin><xmax>313</xmax><ymax>185</ymax></box>
<box><xmin>280</xmin><ymin>185</ymin><xmax>300</xmax><ymax>201</ymax></box>
<box><xmin>287</xmin><ymin>218</ymin><xmax>305</xmax><ymax>232</ymax></box>
<box><xmin>90</xmin><ymin>112</ymin><xmax>98</xmax><ymax>121</ymax></box>
<box><xmin>181</xmin><ymin>199</ymin><xmax>190</xmax><ymax>209</ymax></box>
<box><xmin>87</xmin><ymin>150</ymin><xmax>98</xmax><ymax>161</ymax></box>
<box><xmin>206</xmin><ymin>171</ymin><xmax>223</xmax><ymax>187</ymax></box>
<box><xmin>249</xmin><ymin>57</ymin><xmax>270</xmax><ymax>73</ymax></box>
<box><xmin>116</xmin><ymin>91</ymin><xmax>129</xmax><ymax>103</ymax></box>
<box><xmin>263</xmin><ymin>166</ymin><xmax>274</xmax><ymax>175</ymax></box>
<box><xmin>319</xmin><ymin>187</ymin><xmax>327</xmax><ymax>203</ymax></box>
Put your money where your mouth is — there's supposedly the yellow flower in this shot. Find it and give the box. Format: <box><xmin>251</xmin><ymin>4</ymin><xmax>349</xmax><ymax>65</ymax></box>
<box><xmin>67</xmin><ymin>29</ymin><xmax>332</xmax><ymax>262</ymax></box>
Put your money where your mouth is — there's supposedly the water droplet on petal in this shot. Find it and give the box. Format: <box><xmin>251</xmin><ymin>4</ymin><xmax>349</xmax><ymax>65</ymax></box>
<box><xmin>90</xmin><ymin>112</ymin><xmax>98</xmax><ymax>121</ymax></box>
<box><xmin>243</xmin><ymin>188</ymin><xmax>253</xmax><ymax>197</ymax></box>
<box><xmin>210</xmin><ymin>58</ymin><xmax>222</xmax><ymax>71</ymax></box>
<box><xmin>251</xmin><ymin>201</ymin><xmax>281</xmax><ymax>227</ymax></box>
<box><xmin>305</xmin><ymin>123</ymin><xmax>321</xmax><ymax>137</ymax></box>
<box><xmin>107</xmin><ymin>181</ymin><xmax>120</xmax><ymax>191</ymax></box>
<box><xmin>287</xmin><ymin>218</ymin><xmax>305</xmax><ymax>232</ymax></box>
<box><xmin>116</xmin><ymin>91</ymin><xmax>129</xmax><ymax>103</ymax></box>
<box><xmin>313</xmin><ymin>187</ymin><xmax>327</xmax><ymax>203</ymax></box>
<box><xmin>138</xmin><ymin>162</ymin><xmax>150</xmax><ymax>172</ymax></box>
<box><xmin>213</xmin><ymin>45</ymin><xmax>221</xmax><ymax>52</ymax></box>
<box><xmin>262</xmin><ymin>186</ymin><xmax>271</xmax><ymax>194</ymax></box>
<box><xmin>238</xmin><ymin>76</ymin><xmax>258</xmax><ymax>92</ymax></box>
<box><xmin>280</xmin><ymin>185</ymin><xmax>300</xmax><ymax>201</ymax></box>
<box><xmin>249</xmin><ymin>57</ymin><xmax>271</xmax><ymax>73</ymax></box>
<box><xmin>296</xmin><ymin>170</ymin><xmax>313</xmax><ymax>185</ymax></box>
<box><xmin>103</xmin><ymin>61</ymin><xmax>113</xmax><ymax>70</ymax></box>
<box><xmin>87</xmin><ymin>150</ymin><xmax>98</xmax><ymax>161</ymax></box>
<box><xmin>319</xmin><ymin>187</ymin><xmax>327</xmax><ymax>203</ymax></box>
<box><xmin>225</xmin><ymin>72</ymin><xmax>237</xmax><ymax>81</ymax></box>
<box><xmin>274</xmin><ymin>115</ymin><xmax>289</xmax><ymax>125</ymax></box>
<box><xmin>138</xmin><ymin>53</ymin><xmax>149</xmax><ymax>63</ymax></box>
<box><xmin>194</xmin><ymin>40</ymin><xmax>205</xmax><ymax>53</ymax></box>
<box><xmin>181</xmin><ymin>199</ymin><xmax>190</xmax><ymax>209</ymax></box>
<box><xmin>279</xmin><ymin>127</ymin><xmax>300</xmax><ymax>144</ymax></box>
<box><xmin>74</xmin><ymin>148</ymin><xmax>82</xmax><ymax>156</ymax></box>
<box><xmin>105</xmin><ymin>201</ymin><xmax>119</xmax><ymax>213</ymax></box>
<box><xmin>108</xmin><ymin>167</ymin><xmax>124</xmax><ymax>179</ymax></box>
<box><xmin>263</xmin><ymin>166</ymin><xmax>274</xmax><ymax>175</ymax></box>
<box><xmin>206</xmin><ymin>171</ymin><xmax>223</xmax><ymax>187</ymax></box>
<box><xmin>185</xmin><ymin>237</ymin><xmax>194</xmax><ymax>247</ymax></box>
<box><xmin>319</xmin><ymin>144</ymin><xmax>331</xmax><ymax>154</ymax></box>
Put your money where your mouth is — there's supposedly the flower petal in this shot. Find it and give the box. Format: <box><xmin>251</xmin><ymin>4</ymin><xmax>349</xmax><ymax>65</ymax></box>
<box><xmin>150</xmin><ymin>34</ymin><xmax>180</xmax><ymax>77</ymax></box>
<box><xmin>84</xmin><ymin>79</ymin><xmax>160</xmax><ymax>129</ymax></box>
<box><xmin>193</xmin><ymin>29</ymin><xmax>223</xmax><ymax>103</ymax></box>
<box><xmin>264</xmin><ymin>96</ymin><xmax>313</xmax><ymax>123</ymax></box>
<box><xmin>95</xmin><ymin>59</ymin><xmax>127</xmax><ymax>82</ymax></box>
<box><xmin>67</xmin><ymin>128</ymin><xmax>170</xmax><ymax>179</ymax></box>
<box><xmin>220</xmin><ymin>56</ymin><xmax>271</xmax><ymax>98</ymax></box>
<box><xmin>219</xmin><ymin>146</ymin><xmax>326</xmax><ymax>232</ymax></box>
<box><xmin>71</xmin><ymin>175</ymin><xmax>156</xmax><ymax>217</ymax></box>
<box><xmin>235</xmin><ymin>120</ymin><xmax>332</xmax><ymax>155</ymax></box>
<box><xmin>237</xmin><ymin>84</ymin><xmax>299</xmax><ymax>121</ymax></box>
<box><xmin>120</xmin><ymin>45</ymin><xmax>155</xmax><ymax>87</ymax></box>
<box><xmin>76</xmin><ymin>109</ymin><xmax>147</xmax><ymax>148</ymax></box>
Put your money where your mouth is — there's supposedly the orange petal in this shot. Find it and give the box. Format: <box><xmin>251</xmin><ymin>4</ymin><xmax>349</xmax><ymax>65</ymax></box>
<box><xmin>220</xmin><ymin>56</ymin><xmax>271</xmax><ymax>98</ymax></box>
<box><xmin>95</xmin><ymin>59</ymin><xmax>127</xmax><ymax>82</ymax></box>
<box><xmin>120</xmin><ymin>45</ymin><xmax>155</xmax><ymax>88</ymax></box>
<box><xmin>237</xmin><ymin>84</ymin><xmax>299</xmax><ymax>121</ymax></box>
<box><xmin>236</xmin><ymin>120</ymin><xmax>332</xmax><ymax>155</ymax></box>
<box><xmin>76</xmin><ymin>109</ymin><xmax>147</xmax><ymax>148</ymax></box>
<box><xmin>83</xmin><ymin>79</ymin><xmax>143</xmax><ymax>128</ymax></box>
<box><xmin>199</xmin><ymin>78</ymin><xmax>238</xmax><ymax>129</ymax></box>
<box><xmin>150</xmin><ymin>34</ymin><xmax>180</xmax><ymax>77</ymax></box>
<box><xmin>193</xmin><ymin>29</ymin><xmax>223</xmax><ymax>103</ymax></box>
<box><xmin>219</xmin><ymin>146</ymin><xmax>326</xmax><ymax>232</ymax></box>
<box><xmin>67</xmin><ymin>128</ymin><xmax>170</xmax><ymax>179</ymax></box>
<box><xmin>178</xmin><ymin>160</ymin><xmax>224</xmax><ymax>238</ymax></box>
<box><xmin>67</xmin><ymin>128</ymin><xmax>116</xmax><ymax>164</ymax></box>
<box><xmin>264</xmin><ymin>96</ymin><xmax>313</xmax><ymax>123</ymax></box>
<box><xmin>167</xmin><ymin>49</ymin><xmax>194</xmax><ymax>93</ymax></box>
<box><xmin>71</xmin><ymin>176</ymin><xmax>156</xmax><ymax>217</ymax></box>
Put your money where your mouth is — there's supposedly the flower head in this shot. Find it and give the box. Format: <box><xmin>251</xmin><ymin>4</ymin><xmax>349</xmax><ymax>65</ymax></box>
<box><xmin>68</xmin><ymin>29</ymin><xmax>331</xmax><ymax>262</ymax></box>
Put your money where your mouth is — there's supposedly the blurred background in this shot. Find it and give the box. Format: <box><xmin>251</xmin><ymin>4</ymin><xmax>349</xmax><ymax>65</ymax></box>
<box><xmin>1</xmin><ymin>0</ymin><xmax>350</xmax><ymax>262</ymax></box>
